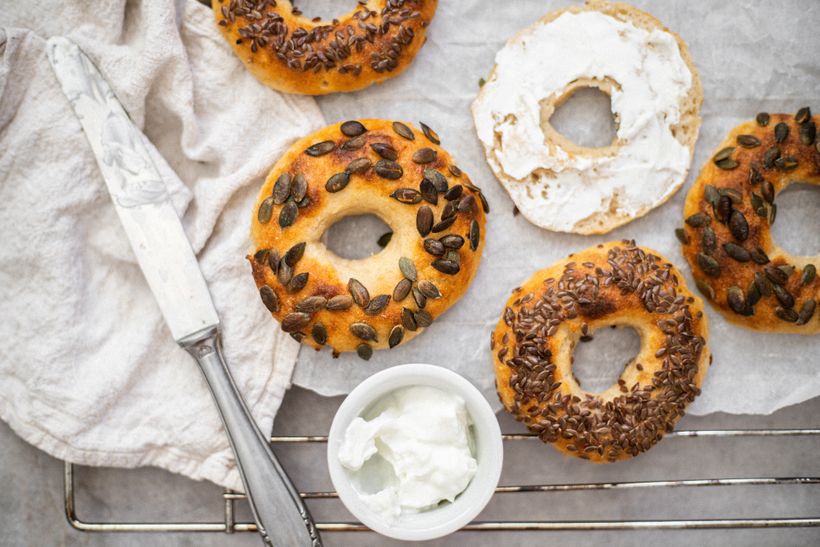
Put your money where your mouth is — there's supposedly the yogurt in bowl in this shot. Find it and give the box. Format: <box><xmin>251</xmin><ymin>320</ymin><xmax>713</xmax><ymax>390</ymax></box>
<box><xmin>327</xmin><ymin>364</ymin><xmax>503</xmax><ymax>541</ymax></box>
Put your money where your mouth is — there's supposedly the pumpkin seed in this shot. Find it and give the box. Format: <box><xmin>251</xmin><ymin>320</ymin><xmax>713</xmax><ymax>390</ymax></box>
<box><xmin>441</xmin><ymin>201</ymin><xmax>457</xmax><ymax>220</ymax></box>
<box><xmin>796</xmin><ymin>107</ymin><xmax>812</xmax><ymax>124</ymax></box>
<box><xmin>703</xmin><ymin>185</ymin><xmax>720</xmax><ymax>207</ymax></box>
<box><xmin>327</xmin><ymin>294</ymin><xmax>353</xmax><ymax>310</ymax></box>
<box><xmin>736</xmin><ymin>134</ymin><xmax>761</xmax><ymax>148</ymax></box>
<box><xmin>291</xmin><ymin>174</ymin><xmax>308</xmax><ymax>202</ymax></box>
<box><xmin>419</xmin><ymin>122</ymin><xmax>440</xmax><ymax>144</ymax></box>
<box><xmin>769</xmin><ymin>203</ymin><xmax>777</xmax><ymax>224</ymax></box>
<box><xmin>729</xmin><ymin>210</ymin><xmax>749</xmax><ymax>241</ymax></box>
<box><xmin>775</xmin><ymin>306</ymin><xmax>798</xmax><ymax>323</ymax></box>
<box><xmin>450</xmin><ymin>165</ymin><xmax>463</xmax><ymax>177</ymax></box>
<box><xmin>746</xmin><ymin>279</ymin><xmax>761</xmax><ymax>308</ymax></box>
<box><xmin>412</xmin><ymin>287</ymin><xmax>426</xmax><ymax>309</ymax></box>
<box><xmin>796</xmin><ymin>299</ymin><xmax>817</xmax><ymax>325</ymax></box>
<box><xmin>762</xmin><ymin>146</ymin><xmax>780</xmax><ymax>168</ymax></box>
<box><xmin>756</xmin><ymin>112</ymin><xmax>770</xmax><ymax>126</ymax></box>
<box><xmin>727</xmin><ymin>286</ymin><xmax>750</xmax><ymax>315</ymax></box>
<box><xmin>311</xmin><ymin>323</ymin><xmax>328</xmax><ymax>345</ymax></box>
<box><xmin>716</xmin><ymin>195</ymin><xmax>732</xmax><ymax>223</ymax></box>
<box><xmin>751</xmin><ymin>192</ymin><xmax>764</xmax><ymax>212</ymax></box>
<box><xmin>469</xmin><ymin>220</ymin><xmax>480</xmax><ymax>250</ymax></box>
<box><xmin>296</xmin><ymin>296</ymin><xmax>327</xmax><ymax>314</ymax></box>
<box><xmin>773</xmin><ymin>284</ymin><xmax>795</xmax><ymax>309</ymax></box>
<box><xmin>393</xmin><ymin>278</ymin><xmax>412</xmax><ymax>301</ymax></box>
<box><xmin>348</xmin><ymin>278</ymin><xmax>370</xmax><ymax>308</ymax></box>
<box><xmin>755</xmin><ymin>272</ymin><xmax>773</xmax><ymax>296</ymax></box>
<box><xmin>287</xmin><ymin>272</ymin><xmax>309</xmax><ymax>293</ymax></box>
<box><xmin>350</xmin><ymin>322</ymin><xmax>377</xmax><ymax>341</ymax></box>
<box><xmin>423</xmin><ymin>169</ymin><xmax>448</xmax><ymax>193</ymax></box>
<box><xmin>695</xmin><ymin>278</ymin><xmax>715</xmax><ymax>299</ymax></box>
<box><xmin>685</xmin><ymin>212</ymin><xmax>711</xmax><ymax>227</ymax></box>
<box><xmin>779</xmin><ymin>265</ymin><xmax>795</xmax><ymax>277</ymax></box>
<box><xmin>440</xmin><ymin>234</ymin><xmax>465</xmax><ymax>249</ymax></box>
<box><xmin>414</xmin><ymin>309</ymin><xmax>433</xmax><ymax>328</ymax></box>
<box><xmin>392</xmin><ymin>121</ymin><xmax>415</xmax><ymax>140</ymax></box>
<box><xmin>701</xmin><ymin>226</ymin><xmax>716</xmax><ymax>254</ymax></box>
<box><xmin>720</xmin><ymin>187</ymin><xmax>743</xmax><ymax>204</ymax></box>
<box><xmin>340</xmin><ymin>120</ymin><xmax>367</xmax><ymax>137</ymax></box>
<box><xmin>374</xmin><ymin>159</ymin><xmax>403</xmax><ymax>179</ymax></box>
<box><xmin>444</xmin><ymin>185</ymin><xmax>463</xmax><ymax>201</ymax></box>
<box><xmin>365</xmin><ymin>294</ymin><xmax>390</xmax><ymax>315</ymax></box>
<box><xmin>356</xmin><ymin>343</ymin><xmax>373</xmax><ymax>360</ymax></box>
<box><xmin>774</xmin><ymin>122</ymin><xmax>789</xmax><ymax>143</ymax></box>
<box><xmin>377</xmin><ymin>231</ymin><xmax>393</xmax><ymax>247</ymax></box>
<box><xmin>713</xmin><ymin>146</ymin><xmax>735</xmax><ymax>163</ymax></box>
<box><xmin>326</xmin><ymin>172</ymin><xmax>351</xmax><ymax>193</ymax></box>
<box><xmin>697</xmin><ymin>253</ymin><xmax>720</xmax><ymax>277</ymax></box>
<box><xmin>401</xmin><ymin>307</ymin><xmax>417</xmax><ymax>331</ymax></box>
<box><xmin>257</xmin><ymin>196</ymin><xmax>274</xmax><ymax>224</ymax></box>
<box><xmin>281</xmin><ymin>312</ymin><xmax>310</xmax><ymax>332</ymax></box>
<box><xmin>749</xmin><ymin>168</ymin><xmax>764</xmax><ymax>185</ymax></box>
<box><xmin>432</xmin><ymin>259</ymin><xmax>460</xmax><ymax>275</ymax></box>
<box><xmin>284</xmin><ymin>242</ymin><xmax>306</xmax><ymax>267</ymax></box>
<box><xmin>716</xmin><ymin>157</ymin><xmax>738</xmax><ymax>170</ymax></box>
<box><xmin>279</xmin><ymin>200</ymin><xmax>298</xmax><ymax>227</ymax></box>
<box><xmin>446</xmin><ymin>249</ymin><xmax>460</xmax><ymax>264</ymax></box>
<box><xmin>477</xmin><ymin>191</ymin><xmax>490</xmax><ymax>213</ymax></box>
<box><xmin>390</xmin><ymin>188</ymin><xmax>422</xmax><ymax>204</ymax></box>
<box><xmin>399</xmin><ymin>257</ymin><xmax>417</xmax><ymax>281</ymax></box>
<box><xmin>420</xmin><ymin>178</ymin><xmax>438</xmax><ymax>205</ymax></box>
<box><xmin>418</xmin><ymin>280</ymin><xmax>441</xmax><ymax>299</ymax></box>
<box><xmin>341</xmin><ymin>136</ymin><xmax>365</xmax><ymax>151</ymax></box>
<box><xmin>277</xmin><ymin>258</ymin><xmax>293</xmax><ymax>285</ymax></box>
<box><xmin>347</xmin><ymin>157</ymin><xmax>372</xmax><ymax>174</ymax></box>
<box><xmin>799</xmin><ymin>121</ymin><xmax>816</xmax><ymax>145</ymax></box>
<box><xmin>253</xmin><ymin>248</ymin><xmax>269</xmax><ymax>264</ymax></box>
<box><xmin>750</xmin><ymin>246</ymin><xmax>770</xmax><ymax>265</ymax></box>
<box><xmin>765</xmin><ymin>265</ymin><xmax>788</xmax><ymax>285</ymax></box>
<box><xmin>723</xmin><ymin>242</ymin><xmax>750</xmax><ymax>262</ymax></box>
<box><xmin>259</xmin><ymin>286</ymin><xmax>279</xmax><ymax>313</ymax></box>
<box><xmin>371</xmin><ymin>143</ymin><xmax>398</xmax><ymax>161</ymax></box>
<box><xmin>761</xmin><ymin>180</ymin><xmax>775</xmax><ymax>204</ymax></box>
<box><xmin>273</xmin><ymin>173</ymin><xmax>292</xmax><ymax>204</ymax></box>
<box><xmin>432</xmin><ymin>216</ymin><xmax>456</xmax><ymax>233</ymax></box>
<box><xmin>297</xmin><ymin>196</ymin><xmax>310</xmax><ymax>208</ymax></box>
<box><xmin>388</xmin><ymin>325</ymin><xmax>404</xmax><ymax>348</ymax></box>
<box><xmin>675</xmin><ymin>227</ymin><xmax>690</xmax><ymax>245</ymax></box>
<box><xmin>305</xmin><ymin>140</ymin><xmax>335</xmax><ymax>156</ymax></box>
<box><xmin>801</xmin><ymin>264</ymin><xmax>817</xmax><ymax>286</ymax></box>
<box><xmin>412</xmin><ymin>148</ymin><xmax>437</xmax><ymax>164</ymax></box>
<box><xmin>423</xmin><ymin>238</ymin><xmax>445</xmax><ymax>256</ymax></box>
<box><xmin>416</xmin><ymin>206</ymin><xmax>433</xmax><ymax>236</ymax></box>
<box><xmin>268</xmin><ymin>251</ymin><xmax>280</xmax><ymax>275</ymax></box>
<box><xmin>458</xmin><ymin>194</ymin><xmax>477</xmax><ymax>214</ymax></box>
<box><xmin>774</xmin><ymin>156</ymin><xmax>798</xmax><ymax>170</ymax></box>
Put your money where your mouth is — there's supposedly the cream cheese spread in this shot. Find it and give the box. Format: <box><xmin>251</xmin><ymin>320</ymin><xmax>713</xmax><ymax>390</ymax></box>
<box><xmin>472</xmin><ymin>10</ymin><xmax>695</xmax><ymax>233</ymax></box>
<box><xmin>338</xmin><ymin>385</ymin><xmax>477</xmax><ymax>522</ymax></box>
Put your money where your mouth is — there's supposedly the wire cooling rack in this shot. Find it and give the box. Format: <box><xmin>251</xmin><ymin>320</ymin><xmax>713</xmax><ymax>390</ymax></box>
<box><xmin>63</xmin><ymin>428</ymin><xmax>820</xmax><ymax>535</ymax></box>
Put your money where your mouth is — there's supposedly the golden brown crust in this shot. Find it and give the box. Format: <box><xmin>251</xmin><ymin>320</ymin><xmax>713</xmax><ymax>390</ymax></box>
<box><xmin>492</xmin><ymin>241</ymin><xmax>710</xmax><ymax>463</ymax></box>
<box><xmin>213</xmin><ymin>0</ymin><xmax>437</xmax><ymax>95</ymax></box>
<box><xmin>680</xmin><ymin>111</ymin><xmax>819</xmax><ymax>334</ymax></box>
<box><xmin>471</xmin><ymin>0</ymin><xmax>703</xmax><ymax>235</ymax></box>
<box><xmin>250</xmin><ymin>119</ymin><xmax>488</xmax><ymax>358</ymax></box>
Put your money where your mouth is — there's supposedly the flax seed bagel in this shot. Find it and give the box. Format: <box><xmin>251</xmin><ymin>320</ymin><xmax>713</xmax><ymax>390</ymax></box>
<box><xmin>249</xmin><ymin>120</ymin><xmax>488</xmax><ymax>359</ymax></box>
<box><xmin>214</xmin><ymin>0</ymin><xmax>437</xmax><ymax>95</ymax></box>
<box><xmin>472</xmin><ymin>0</ymin><xmax>702</xmax><ymax>234</ymax></box>
<box><xmin>492</xmin><ymin>241</ymin><xmax>710</xmax><ymax>463</ymax></box>
<box><xmin>679</xmin><ymin>108</ymin><xmax>819</xmax><ymax>334</ymax></box>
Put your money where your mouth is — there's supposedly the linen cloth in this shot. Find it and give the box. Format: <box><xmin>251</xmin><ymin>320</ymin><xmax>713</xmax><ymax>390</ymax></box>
<box><xmin>0</xmin><ymin>0</ymin><xmax>323</xmax><ymax>490</ymax></box>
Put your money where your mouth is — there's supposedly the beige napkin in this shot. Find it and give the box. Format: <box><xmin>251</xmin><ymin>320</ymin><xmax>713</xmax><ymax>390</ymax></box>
<box><xmin>0</xmin><ymin>0</ymin><xmax>323</xmax><ymax>490</ymax></box>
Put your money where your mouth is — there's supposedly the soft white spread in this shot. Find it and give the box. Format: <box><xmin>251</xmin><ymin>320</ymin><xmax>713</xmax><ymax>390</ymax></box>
<box><xmin>472</xmin><ymin>10</ymin><xmax>694</xmax><ymax>232</ymax></box>
<box><xmin>338</xmin><ymin>386</ymin><xmax>477</xmax><ymax>523</ymax></box>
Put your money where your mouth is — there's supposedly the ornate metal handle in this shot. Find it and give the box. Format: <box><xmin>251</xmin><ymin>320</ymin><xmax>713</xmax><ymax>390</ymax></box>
<box><xmin>181</xmin><ymin>326</ymin><xmax>321</xmax><ymax>546</ymax></box>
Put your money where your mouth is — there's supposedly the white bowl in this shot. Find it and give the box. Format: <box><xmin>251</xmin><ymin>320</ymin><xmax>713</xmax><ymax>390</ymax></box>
<box><xmin>326</xmin><ymin>363</ymin><xmax>503</xmax><ymax>542</ymax></box>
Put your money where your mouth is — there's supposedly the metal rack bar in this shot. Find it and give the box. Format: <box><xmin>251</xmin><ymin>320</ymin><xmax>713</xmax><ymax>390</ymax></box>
<box><xmin>63</xmin><ymin>428</ymin><xmax>820</xmax><ymax>534</ymax></box>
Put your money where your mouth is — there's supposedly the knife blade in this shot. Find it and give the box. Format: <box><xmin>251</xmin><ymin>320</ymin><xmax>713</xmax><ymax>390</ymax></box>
<box><xmin>46</xmin><ymin>36</ymin><xmax>321</xmax><ymax>546</ymax></box>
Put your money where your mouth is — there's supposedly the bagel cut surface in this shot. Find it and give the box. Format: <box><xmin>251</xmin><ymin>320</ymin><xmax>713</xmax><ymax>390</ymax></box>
<box><xmin>492</xmin><ymin>241</ymin><xmax>710</xmax><ymax>462</ymax></box>
<box><xmin>250</xmin><ymin>120</ymin><xmax>488</xmax><ymax>359</ymax></box>
<box><xmin>680</xmin><ymin>109</ymin><xmax>819</xmax><ymax>334</ymax></box>
<box><xmin>214</xmin><ymin>0</ymin><xmax>437</xmax><ymax>95</ymax></box>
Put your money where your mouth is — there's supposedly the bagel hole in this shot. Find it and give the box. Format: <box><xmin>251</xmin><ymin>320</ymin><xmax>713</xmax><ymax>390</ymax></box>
<box><xmin>546</xmin><ymin>87</ymin><xmax>617</xmax><ymax>149</ymax></box>
<box><xmin>768</xmin><ymin>182</ymin><xmax>820</xmax><ymax>256</ymax></box>
<box><xmin>290</xmin><ymin>0</ymin><xmax>351</xmax><ymax>21</ymax></box>
<box><xmin>322</xmin><ymin>214</ymin><xmax>393</xmax><ymax>259</ymax></box>
<box><xmin>572</xmin><ymin>326</ymin><xmax>640</xmax><ymax>394</ymax></box>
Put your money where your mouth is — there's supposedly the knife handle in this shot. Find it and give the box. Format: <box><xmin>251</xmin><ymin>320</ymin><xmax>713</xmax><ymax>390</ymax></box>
<box><xmin>181</xmin><ymin>326</ymin><xmax>321</xmax><ymax>547</ymax></box>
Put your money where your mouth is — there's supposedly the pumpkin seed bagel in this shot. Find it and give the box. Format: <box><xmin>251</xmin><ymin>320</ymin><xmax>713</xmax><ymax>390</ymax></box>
<box><xmin>492</xmin><ymin>241</ymin><xmax>710</xmax><ymax>463</ymax></box>
<box><xmin>213</xmin><ymin>0</ymin><xmax>437</xmax><ymax>95</ymax></box>
<box><xmin>679</xmin><ymin>108</ymin><xmax>819</xmax><ymax>334</ymax></box>
<box><xmin>249</xmin><ymin>120</ymin><xmax>488</xmax><ymax>359</ymax></box>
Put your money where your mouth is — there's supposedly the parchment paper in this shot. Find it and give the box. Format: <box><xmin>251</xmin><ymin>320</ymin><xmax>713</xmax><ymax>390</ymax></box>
<box><xmin>293</xmin><ymin>0</ymin><xmax>820</xmax><ymax>415</ymax></box>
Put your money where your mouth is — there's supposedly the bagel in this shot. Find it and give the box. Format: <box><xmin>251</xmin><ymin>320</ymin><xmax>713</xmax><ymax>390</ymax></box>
<box><xmin>492</xmin><ymin>241</ymin><xmax>710</xmax><ymax>462</ymax></box>
<box><xmin>679</xmin><ymin>109</ymin><xmax>819</xmax><ymax>334</ymax></box>
<box><xmin>213</xmin><ymin>0</ymin><xmax>437</xmax><ymax>95</ymax></box>
<box><xmin>249</xmin><ymin>120</ymin><xmax>488</xmax><ymax>359</ymax></box>
<box><xmin>471</xmin><ymin>0</ymin><xmax>702</xmax><ymax>234</ymax></box>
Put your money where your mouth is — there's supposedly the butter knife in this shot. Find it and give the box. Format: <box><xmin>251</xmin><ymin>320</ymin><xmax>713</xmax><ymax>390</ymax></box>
<box><xmin>46</xmin><ymin>36</ymin><xmax>320</xmax><ymax>547</ymax></box>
